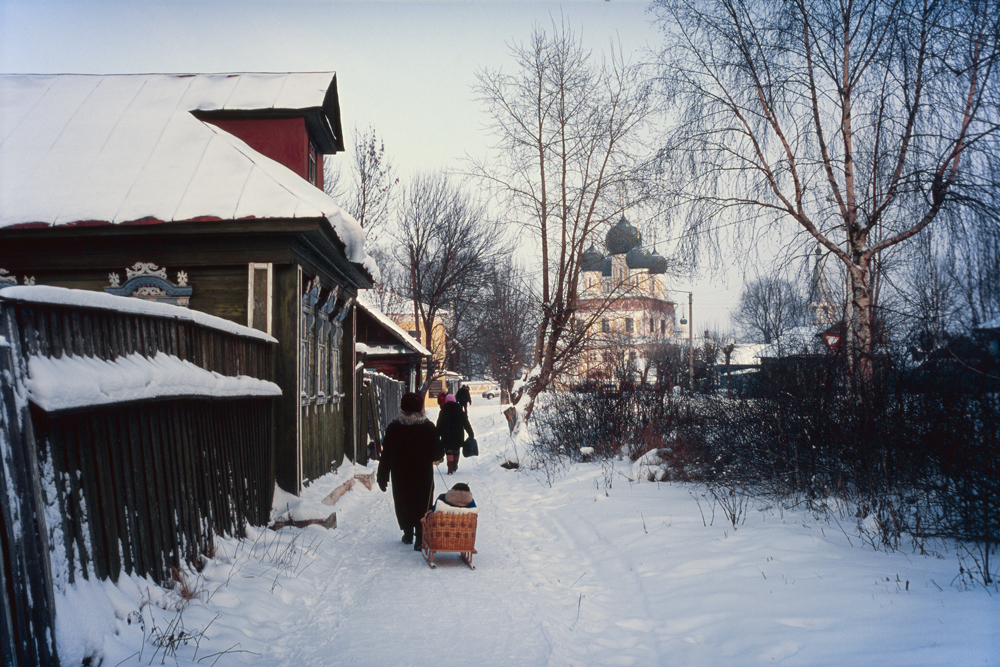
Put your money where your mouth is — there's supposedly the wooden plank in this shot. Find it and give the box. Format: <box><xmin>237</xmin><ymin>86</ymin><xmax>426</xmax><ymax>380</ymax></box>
<box><xmin>222</xmin><ymin>405</ymin><xmax>246</xmax><ymax>534</ymax></box>
<box><xmin>141</xmin><ymin>404</ymin><xmax>178</xmax><ymax>575</ymax></box>
<box><xmin>272</xmin><ymin>263</ymin><xmax>301</xmax><ymax>495</ymax></box>
<box><xmin>38</xmin><ymin>412</ymin><xmax>79</xmax><ymax>583</ymax></box>
<box><xmin>170</xmin><ymin>401</ymin><xmax>200</xmax><ymax>566</ymax></box>
<box><xmin>76</xmin><ymin>414</ymin><xmax>112</xmax><ymax>579</ymax></box>
<box><xmin>82</xmin><ymin>309</ymin><xmax>97</xmax><ymax>359</ymax></box>
<box><xmin>88</xmin><ymin>412</ymin><xmax>122</xmax><ymax>581</ymax></box>
<box><xmin>58</xmin><ymin>416</ymin><xmax>92</xmax><ymax>580</ymax></box>
<box><xmin>112</xmin><ymin>407</ymin><xmax>144</xmax><ymax>577</ymax></box>
<box><xmin>104</xmin><ymin>409</ymin><xmax>135</xmax><ymax>576</ymax></box>
<box><xmin>32</xmin><ymin>306</ymin><xmax>49</xmax><ymax>358</ymax></box>
<box><xmin>0</xmin><ymin>338</ymin><xmax>59</xmax><ymax>665</ymax></box>
<box><xmin>60</xmin><ymin>308</ymin><xmax>73</xmax><ymax>358</ymax></box>
<box><xmin>127</xmin><ymin>405</ymin><xmax>163</xmax><ymax>579</ymax></box>
<box><xmin>198</xmin><ymin>402</ymin><xmax>230</xmax><ymax>538</ymax></box>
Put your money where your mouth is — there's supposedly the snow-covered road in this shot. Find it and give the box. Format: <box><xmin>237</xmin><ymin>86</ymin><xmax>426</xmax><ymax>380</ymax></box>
<box><xmin>59</xmin><ymin>402</ymin><xmax>998</xmax><ymax>666</ymax></box>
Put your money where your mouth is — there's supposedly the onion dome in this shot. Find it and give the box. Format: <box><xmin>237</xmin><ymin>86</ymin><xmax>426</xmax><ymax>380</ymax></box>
<box><xmin>581</xmin><ymin>244</ymin><xmax>605</xmax><ymax>273</ymax></box>
<box><xmin>646</xmin><ymin>250</ymin><xmax>669</xmax><ymax>274</ymax></box>
<box><xmin>625</xmin><ymin>246</ymin><xmax>652</xmax><ymax>270</ymax></box>
<box><xmin>605</xmin><ymin>214</ymin><xmax>641</xmax><ymax>255</ymax></box>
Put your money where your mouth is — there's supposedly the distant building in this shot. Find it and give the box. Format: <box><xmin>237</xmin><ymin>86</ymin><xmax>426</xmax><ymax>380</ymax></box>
<box><xmin>574</xmin><ymin>215</ymin><xmax>677</xmax><ymax>384</ymax></box>
<box><xmin>387</xmin><ymin>309</ymin><xmax>448</xmax><ymax>379</ymax></box>
<box><xmin>807</xmin><ymin>245</ymin><xmax>839</xmax><ymax>326</ymax></box>
<box><xmin>355</xmin><ymin>292</ymin><xmax>430</xmax><ymax>392</ymax></box>
<box><xmin>974</xmin><ymin>316</ymin><xmax>1000</xmax><ymax>361</ymax></box>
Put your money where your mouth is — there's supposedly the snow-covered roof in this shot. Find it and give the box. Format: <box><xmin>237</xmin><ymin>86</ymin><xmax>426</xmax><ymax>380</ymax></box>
<box><xmin>0</xmin><ymin>73</ymin><xmax>378</xmax><ymax>281</ymax></box>
<box><xmin>728</xmin><ymin>343</ymin><xmax>765</xmax><ymax>366</ymax></box>
<box><xmin>355</xmin><ymin>290</ymin><xmax>431</xmax><ymax>357</ymax></box>
<box><xmin>976</xmin><ymin>315</ymin><xmax>1000</xmax><ymax>332</ymax></box>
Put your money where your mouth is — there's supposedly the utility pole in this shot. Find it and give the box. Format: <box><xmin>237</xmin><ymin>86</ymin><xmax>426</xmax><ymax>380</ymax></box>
<box><xmin>688</xmin><ymin>292</ymin><xmax>694</xmax><ymax>393</ymax></box>
<box><xmin>664</xmin><ymin>289</ymin><xmax>694</xmax><ymax>393</ymax></box>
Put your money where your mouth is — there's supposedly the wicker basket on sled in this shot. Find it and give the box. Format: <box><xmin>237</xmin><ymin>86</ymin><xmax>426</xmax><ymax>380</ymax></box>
<box><xmin>420</xmin><ymin>511</ymin><xmax>478</xmax><ymax>569</ymax></box>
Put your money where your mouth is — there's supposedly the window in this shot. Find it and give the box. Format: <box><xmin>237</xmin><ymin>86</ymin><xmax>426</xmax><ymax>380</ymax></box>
<box><xmin>302</xmin><ymin>278</ymin><xmax>346</xmax><ymax>407</ymax></box>
<box><xmin>308</xmin><ymin>141</ymin><xmax>318</xmax><ymax>186</ymax></box>
<box><xmin>626</xmin><ymin>318</ymin><xmax>634</xmax><ymax>333</ymax></box>
<box><xmin>602</xmin><ymin>318</ymin><xmax>610</xmax><ymax>333</ymax></box>
<box><xmin>650</xmin><ymin>318</ymin><xmax>655</xmax><ymax>334</ymax></box>
<box><xmin>661</xmin><ymin>319</ymin><xmax>666</xmax><ymax>334</ymax></box>
<box><xmin>301</xmin><ymin>277</ymin><xmax>321</xmax><ymax>403</ymax></box>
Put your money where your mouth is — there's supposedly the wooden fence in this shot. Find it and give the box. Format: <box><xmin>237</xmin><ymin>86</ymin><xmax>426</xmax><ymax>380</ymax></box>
<box><xmin>363</xmin><ymin>370</ymin><xmax>405</xmax><ymax>461</ymax></box>
<box><xmin>0</xmin><ymin>286</ymin><xmax>279</xmax><ymax>667</ymax></box>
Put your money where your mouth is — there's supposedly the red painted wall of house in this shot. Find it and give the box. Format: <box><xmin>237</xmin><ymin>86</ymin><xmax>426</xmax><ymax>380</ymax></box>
<box><xmin>207</xmin><ymin>117</ymin><xmax>324</xmax><ymax>191</ymax></box>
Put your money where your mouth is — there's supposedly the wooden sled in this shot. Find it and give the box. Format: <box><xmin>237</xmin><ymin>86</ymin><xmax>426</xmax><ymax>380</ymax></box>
<box><xmin>421</xmin><ymin>511</ymin><xmax>478</xmax><ymax>569</ymax></box>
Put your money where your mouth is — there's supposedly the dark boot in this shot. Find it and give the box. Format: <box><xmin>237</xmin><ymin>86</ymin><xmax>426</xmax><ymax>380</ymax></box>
<box><xmin>414</xmin><ymin>525</ymin><xmax>423</xmax><ymax>551</ymax></box>
<box><xmin>402</xmin><ymin>527</ymin><xmax>413</xmax><ymax>545</ymax></box>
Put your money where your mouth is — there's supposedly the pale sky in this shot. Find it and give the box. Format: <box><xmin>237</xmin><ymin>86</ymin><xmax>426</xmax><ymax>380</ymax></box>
<box><xmin>1</xmin><ymin>0</ymin><xmax>740</xmax><ymax>327</ymax></box>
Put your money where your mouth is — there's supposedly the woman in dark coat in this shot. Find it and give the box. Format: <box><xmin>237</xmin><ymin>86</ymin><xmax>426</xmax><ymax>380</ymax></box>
<box><xmin>437</xmin><ymin>394</ymin><xmax>474</xmax><ymax>475</ymax></box>
<box><xmin>377</xmin><ymin>392</ymin><xmax>442</xmax><ymax>549</ymax></box>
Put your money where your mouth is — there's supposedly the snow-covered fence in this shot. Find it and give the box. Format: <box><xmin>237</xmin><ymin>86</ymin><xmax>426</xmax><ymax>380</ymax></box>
<box><xmin>363</xmin><ymin>370</ymin><xmax>405</xmax><ymax>460</ymax></box>
<box><xmin>0</xmin><ymin>286</ymin><xmax>281</xmax><ymax>663</ymax></box>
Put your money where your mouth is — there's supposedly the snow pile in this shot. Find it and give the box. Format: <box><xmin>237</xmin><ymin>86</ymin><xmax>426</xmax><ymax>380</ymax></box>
<box><xmin>270</xmin><ymin>483</ymin><xmax>332</xmax><ymax>525</ymax></box>
<box><xmin>26</xmin><ymin>351</ymin><xmax>280</xmax><ymax>412</ymax></box>
<box><xmin>51</xmin><ymin>403</ymin><xmax>997</xmax><ymax>666</ymax></box>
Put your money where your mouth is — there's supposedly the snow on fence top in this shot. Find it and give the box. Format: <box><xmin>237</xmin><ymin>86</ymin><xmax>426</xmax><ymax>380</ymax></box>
<box><xmin>26</xmin><ymin>351</ymin><xmax>282</xmax><ymax>412</ymax></box>
<box><xmin>0</xmin><ymin>285</ymin><xmax>277</xmax><ymax>343</ymax></box>
<box><xmin>0</xmin><ymin>73</ymin><xmax>378</xmax><ymax>281</ymax></box>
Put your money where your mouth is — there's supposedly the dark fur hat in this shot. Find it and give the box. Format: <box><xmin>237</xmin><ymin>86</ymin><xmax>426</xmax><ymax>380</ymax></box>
<box><xmin>400</xmin><ymin>392</ymin><xmax>424</xmax><ymax>413</ymax></box>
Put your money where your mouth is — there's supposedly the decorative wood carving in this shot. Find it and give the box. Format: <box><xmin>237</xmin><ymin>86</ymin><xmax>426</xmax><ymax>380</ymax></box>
<box><xmin>105</xmin><ymin>262</ymin><xmax>192</xmax><ymax>307</ymax></box>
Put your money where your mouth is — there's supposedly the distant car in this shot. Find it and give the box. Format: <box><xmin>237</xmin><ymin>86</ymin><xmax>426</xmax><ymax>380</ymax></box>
<box><xmin>482</xmin><ymin>385</ymin><xmax>500</xmax><ymax>399</ymax></box>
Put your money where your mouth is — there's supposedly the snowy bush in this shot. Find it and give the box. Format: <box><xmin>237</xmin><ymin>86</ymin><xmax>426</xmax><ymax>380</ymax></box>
<box><xmin>529</xmin><ymin>366</ymin><xmax>998</xmax><ymax>584</ymax></box>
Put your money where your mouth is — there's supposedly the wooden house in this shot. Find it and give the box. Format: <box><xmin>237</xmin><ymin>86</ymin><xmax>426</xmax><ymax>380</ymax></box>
<box><xmin>355</xmin><ymin>292</ymin><xmax>430</xmax><ymax>392</ymax></box>
<box><xmin>0</xmin><ymin>72</ymin><xmax>377</xmax><ymax>494</ymax></box>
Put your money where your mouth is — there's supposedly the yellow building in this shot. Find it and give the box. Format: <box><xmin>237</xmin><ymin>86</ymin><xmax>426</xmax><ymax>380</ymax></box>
<box><xmin>388</xmin><ymin>309</ymin><xmax>449</xmax><ymax>405</ymax></box>
<box><xmin>389</xmin><ymin>311</ymin><xmax>447</xmax><ymax>368</ymax></box>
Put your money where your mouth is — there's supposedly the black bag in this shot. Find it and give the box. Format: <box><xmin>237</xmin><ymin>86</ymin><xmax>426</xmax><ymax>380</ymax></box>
<box><xmin>463</xmin><ymin>437</ymin><xmax>479</xmax><ymax>458</ymax></box>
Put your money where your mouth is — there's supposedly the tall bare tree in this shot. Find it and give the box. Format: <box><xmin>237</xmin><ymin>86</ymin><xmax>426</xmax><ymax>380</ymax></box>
<box><xmin>394</xmin><ymin>172</ymin><xmax>506</xmax><ymax>389</ymax></box>
<box><xmin>472</xmin><ymin>257</ymin><xmax>537</xmax><ymax>402</ymax></box>
<box><xmin>734</xmin><ymin>275</ymin><xmax>808</xmax><ymax>344</ymax></box>
<box><xmin>324</xmin><ymin>125</ymin><xmax>398</xmax><ymax>240</ymax></box>
<box><xmin>471</xmin><ymin>18</ymin><xmax>657</xmax><ymax>421</ymax></box>
<box><xmin>653</xmin><ymin>0</ymin><xmax>1000</xmax><ymax>395</ymax></box>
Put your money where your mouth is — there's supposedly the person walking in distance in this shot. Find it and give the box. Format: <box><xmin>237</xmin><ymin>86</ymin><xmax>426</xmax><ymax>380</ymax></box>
<box><xmin>437</xmin><ymin>394</ymin><xmax>474</xmax><ymax>475</ymax></box>
<box><xmin>455</xmin><ymin>383</ymin><xmax>472</xmax><ymax>414</ymax></box>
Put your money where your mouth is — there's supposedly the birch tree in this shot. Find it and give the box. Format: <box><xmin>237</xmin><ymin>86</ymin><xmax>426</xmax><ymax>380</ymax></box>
<box><xmin>653</xmin><ymin>0</ymin><xmax>1000</xmax><ymax>396</ymax></box>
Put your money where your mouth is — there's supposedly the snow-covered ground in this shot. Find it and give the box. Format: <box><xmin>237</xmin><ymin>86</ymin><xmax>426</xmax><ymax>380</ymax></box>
<box><xmin>58</xmin><ymin>403</ymin><xmax>997</xmax><ymax>666</ymax></box>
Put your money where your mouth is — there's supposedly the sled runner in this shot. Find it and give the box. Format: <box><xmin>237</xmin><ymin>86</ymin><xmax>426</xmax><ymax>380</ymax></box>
<box><xmin>420</xmin><ymin>511</ymin><xmax>478</xmax><ymax>569</ymax></box>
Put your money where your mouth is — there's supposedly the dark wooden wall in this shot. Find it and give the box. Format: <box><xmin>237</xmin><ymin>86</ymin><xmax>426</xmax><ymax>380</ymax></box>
<box><xmin>31</xmin><ymin>398</ymin><xmax>274</xmax><ymax>583</ymax></box>
<box><xmin>0</xmin><ymin>291</ymin><xmax>278</xmax><ymax>666</ymax></box>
